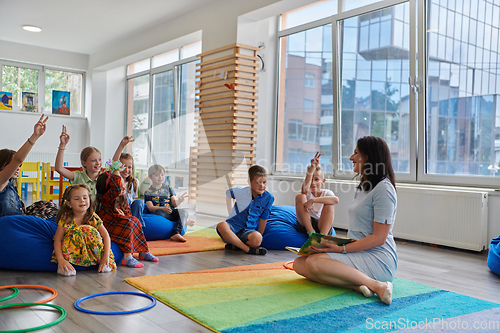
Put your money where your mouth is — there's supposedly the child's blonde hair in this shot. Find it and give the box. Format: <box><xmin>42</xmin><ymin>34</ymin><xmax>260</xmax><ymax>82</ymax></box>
<box><xmin>120</xmin><ymin>153</ymin><xmax>138</xmax><ymax>193</ymax></box>
<box><xmin>314</xmin><ymin>165</ymin><xmax>324</xmax><ymax>179</ymax></box>
<box><xmin>57</xmin><ymin>184</ymin><xmax>94</xmax><ymax>224</ymax></box>
<box><xmin>80</xmin><ymin>147</ymin><xmax>101</xmax><ymax>163</ymax></box>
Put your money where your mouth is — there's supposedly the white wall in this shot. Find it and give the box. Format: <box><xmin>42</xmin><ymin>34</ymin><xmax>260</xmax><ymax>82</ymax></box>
<box><xmin>0</xmin><ymin>40</ymin><xmax>88</xmax><ymax>71</ymax></box>
<box><xmin>88</xmin><ymin>0</ymin><xmax>281</xmax><ymax>70</ymax></box>
<box><xmin>1</xmin><ymin>111</ymin><xmax>88</xmax><ymax>164</ymax></box>
<box><xmin>89</xmin><ymin>67</ymin><xmax>126</xmax><ymax>160</ymax></box>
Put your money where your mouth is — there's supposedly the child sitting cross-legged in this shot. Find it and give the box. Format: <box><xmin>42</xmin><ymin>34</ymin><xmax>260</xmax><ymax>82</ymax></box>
<box><xmin>144</xmin><ymin>164</ymin><xmax>194</xmax><ymax>242</ymax></box>
<box><xmin>52</xmin><ymin>184</ymin><xmax>116</xmax><ymax>276</ymax></box>
<box><xmin>295</xmin><ymin>152</ymin><xmax>339</xmax><ymax>235</ymax></box>
<box><xmin>216</xmin><ymin>165</ymin><xmax>274</xmax><ymax>255</ymax></box>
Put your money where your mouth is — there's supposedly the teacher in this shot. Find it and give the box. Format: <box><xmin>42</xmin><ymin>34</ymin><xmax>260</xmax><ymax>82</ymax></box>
<box><xmin>293</xmin><ymin>136</ymin><xmax>397</xmax><ymax>305</ymax></box>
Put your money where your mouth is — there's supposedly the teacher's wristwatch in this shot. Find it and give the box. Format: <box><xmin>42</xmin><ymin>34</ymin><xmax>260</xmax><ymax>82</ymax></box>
<box><xmin>342</xmin><ymin>245</ymin><xmax>347</xmax><ymax>254</ymax></box>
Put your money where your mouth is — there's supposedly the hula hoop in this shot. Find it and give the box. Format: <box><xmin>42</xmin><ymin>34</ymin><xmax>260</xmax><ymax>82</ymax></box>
<box><xmin>74</xmin><ymin>291</ymin><xmax>156</xmax><ymax>315</ymax></box>
<box><xmin>0</xmin><ymin>285</ymin><xmax>57</xmax><ymax>306</ymax></box>
<box><xmin>0</xmin><ymin>286</ymin><xmax>19</xmax><ymax>302</ymax></box>
<box><xmin>0</xmin><ymin>302</ymin><xmax>66</xmax><ymax>333</ymax></box>
<box><xmin>284</xmin><ymin>261</ymin><xmax>294</xmax><ymax>270</ymax></box>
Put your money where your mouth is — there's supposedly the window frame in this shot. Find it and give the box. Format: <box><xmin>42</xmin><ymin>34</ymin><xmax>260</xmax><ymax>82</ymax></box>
<box><xmin>275</xmin><ymin>0</ymin><xmax>416</xmax><ymax>182</ymax></box>
<box><xmin>0</xmin><ymin>59</ymin><xmax>86</xmax><ymax>116</ymax></box>
<box><xmin>126</xmin><ymin>48</ymin><xmax>199</xmax><ymax>170</ymax></box>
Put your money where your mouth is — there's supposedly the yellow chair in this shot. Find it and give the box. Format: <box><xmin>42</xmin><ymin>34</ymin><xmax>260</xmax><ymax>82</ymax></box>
<box><xmin>17</xmin><ymin>162</ymin><xmax>41</xmax><ymax>202</ymax></box>
<box><xmin>41</xmin><ymin>162</ymin><xmax>61</xmax><ymax>202</ymax></box>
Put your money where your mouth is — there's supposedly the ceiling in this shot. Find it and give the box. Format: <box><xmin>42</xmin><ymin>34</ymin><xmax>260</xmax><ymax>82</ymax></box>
<box><xmin>0</xmin><ymin>0</ymin><xmax>218</xmax><ymax>55</ymax></box>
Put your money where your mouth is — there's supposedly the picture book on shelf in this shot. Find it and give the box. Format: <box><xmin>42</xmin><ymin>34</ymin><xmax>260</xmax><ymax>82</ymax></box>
<box><xmin>286</xmin><ymin>232</ymin><xmax>356</xmax><ymax>256</ymax></box>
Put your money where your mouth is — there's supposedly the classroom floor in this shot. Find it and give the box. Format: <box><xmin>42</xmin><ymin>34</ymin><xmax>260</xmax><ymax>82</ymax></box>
<box><xmin>1</xmin><ymin>208</ymin><xmax>500</xmax><ymax>332</ymax></box>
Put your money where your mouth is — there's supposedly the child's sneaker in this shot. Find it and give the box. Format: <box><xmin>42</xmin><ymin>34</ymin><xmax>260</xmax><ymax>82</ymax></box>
<box><xmin>247</xmin><ymin>247</ymin><xmax>267</xmax><ymax>255</ymax></box>
<box><xmin>139</xmin><ymin>252</ymin><xmax>159</xmax><ymax>262</ymax></box>
<box><xmin>225</xmin><ymin>243</ymin><xmax>242</xmax><ymax>251</ymax></box>
<box><xmin>57</xmin><ymin>266</ymin><xmax>76</xmax><ymax>276</ymax></box>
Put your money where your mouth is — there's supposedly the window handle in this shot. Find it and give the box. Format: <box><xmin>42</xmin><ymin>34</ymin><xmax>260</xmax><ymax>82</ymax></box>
<box><xmin>408</xmin><ymin>76</ymin><xmax>421</xmax><ymax>94</ymax></box>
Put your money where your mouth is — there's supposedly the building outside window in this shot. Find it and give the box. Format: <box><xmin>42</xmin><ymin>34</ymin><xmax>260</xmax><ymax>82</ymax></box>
<box><xmin>276</xmin><ymin>0</ymin><xmax>500</xmax><ymax>183</ymax></box>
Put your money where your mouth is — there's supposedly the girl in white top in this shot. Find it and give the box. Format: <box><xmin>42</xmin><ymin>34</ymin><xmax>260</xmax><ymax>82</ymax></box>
<box><xmin>293</xmin><ymin>136</ymin><xmax>397</xmax><ymax>306</ymax></box>
<box><xmin>295</xmin><ymin>152</ymin><xmax>339</xmax><ymax>235</ymax></box>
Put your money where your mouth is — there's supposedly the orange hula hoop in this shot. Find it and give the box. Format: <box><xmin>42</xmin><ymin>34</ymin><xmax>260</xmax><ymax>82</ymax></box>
<box><xmin>283</xmin><ymin>261</ymin><xmax>294</xmax><ymax>270</ymax></box>
<box><xmin>0</xmin><ymin>285</ymin><xmax>58</xmax><ymax>307</ymax></box>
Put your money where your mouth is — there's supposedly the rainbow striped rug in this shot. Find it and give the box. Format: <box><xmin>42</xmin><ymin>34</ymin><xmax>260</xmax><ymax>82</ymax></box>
<box><xmin>125</xmin><ymin>262</ymin><xmax>500</xmax><ymax>332</ymax></box>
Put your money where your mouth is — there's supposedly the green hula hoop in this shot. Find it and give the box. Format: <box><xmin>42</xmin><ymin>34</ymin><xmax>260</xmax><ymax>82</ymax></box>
<box><xmin>0</xmin><ymin>286</ymin><xmax>19</xmax><ymax>303</ymax></box>
<box><xmin>0</xmin><ymin>302</ymin><xmax>66</xmax><ymax>332</ymax></box>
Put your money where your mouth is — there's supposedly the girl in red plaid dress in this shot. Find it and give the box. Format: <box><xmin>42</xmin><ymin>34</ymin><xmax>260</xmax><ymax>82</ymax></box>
<box><xmin>96</xmin><ymin>162</ymin><xmax>158</xmax><ymax>268</ymax></box>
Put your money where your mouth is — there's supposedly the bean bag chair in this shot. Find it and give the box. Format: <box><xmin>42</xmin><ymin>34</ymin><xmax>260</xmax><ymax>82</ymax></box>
<box><xmin>0</xmin><ymin>215</ymin><xmax>123</xmax><ymax>271</ymax></box>
<box><xmin>261</xmin><ymin>205</ymin><xmax>336</xmax><ymax>250</ymax></box>
<box><xmin>141</xmin><ymin>206</ymin><xmax>187</xmax><ymax>241</ymax></box>
<box><xmin>487</xmin><ymin>235</ymin><xmax>500</xmax><ymax>276</ymax></box>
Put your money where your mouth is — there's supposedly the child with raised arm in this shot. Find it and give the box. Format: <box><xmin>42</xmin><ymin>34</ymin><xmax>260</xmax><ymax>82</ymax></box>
<box><xmin>0</xmin><ymin>115</ymin><xmax>51</xmax><ymax>218</ymax></box>
<box><xmin>52</xmin><ymin>184</ymin><xmax>116</xmax><ymax>276</ymax></box>
<box><xmin>95</xmin><ymin>161</ymin><xmax>158</xmax><ymax>268</ymax></box>
<box><xmin>144</xmin><ymin>164</ymin><xmax>193</xmax><ymax>242</ymax></box>
<box><xmin>55</xmin><ymin>125</ymin><xmax>102</xmax><ymax>200</ymax></box>
<box><xmin>216</xmin><ymin>165</ymin><xmax>274</xmax><ymax>255</ymax></box>
<box><xmin>295</xmin><ymin>152</ymin><xmax>339</xmax><ymax>235</ymax></box>
<box><xmin>112</xmin><ymin>136</ymin><xmax>145</xmax><ymax>227</ymax></box>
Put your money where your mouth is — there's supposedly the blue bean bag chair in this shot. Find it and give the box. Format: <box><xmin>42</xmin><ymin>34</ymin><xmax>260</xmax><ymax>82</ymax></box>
<box><xmin>141</xmin><ymin>206</ymin><xmax>187</xmax><ymax>241</ymax></box>
<box><xmin>261</xmin><ymin>205</ymin><xmax>336</xmax><ymax>250</ymax></box>
<box><xmin>0</xmin><ymin>215</ymin><xmax>123</xmax><ymax>271</ymax></box>
<box><xmin>487</xmin><ymin>235</ymin><xmax>500</xmax><ymax>276</ymax></box>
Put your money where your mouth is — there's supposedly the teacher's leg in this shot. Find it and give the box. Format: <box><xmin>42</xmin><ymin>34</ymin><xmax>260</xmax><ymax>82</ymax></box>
<box><xmin>293</xmin><ymin>254</ymin><xmax>392</xmax><ymax>304</ymax></box>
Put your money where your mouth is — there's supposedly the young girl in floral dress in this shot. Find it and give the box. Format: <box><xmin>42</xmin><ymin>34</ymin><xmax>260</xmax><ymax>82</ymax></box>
<box><xmin>52</xmin><ymin>184</ymin><xmax>116</xmax><ymax>276</ymax></box>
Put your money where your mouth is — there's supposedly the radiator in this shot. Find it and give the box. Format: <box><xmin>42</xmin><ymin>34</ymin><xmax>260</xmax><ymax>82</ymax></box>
<box><xmin>329</xmin><ymin>182</ymin><xmax>489</xmax><ymax>251</ymax></box>
<box><xmin>25</xmin><ymin>152</ymin><xmax>81</xmax><ymax>166</ymax></box>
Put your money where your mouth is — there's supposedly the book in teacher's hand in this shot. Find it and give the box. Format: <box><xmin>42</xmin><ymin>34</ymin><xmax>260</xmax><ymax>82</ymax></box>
<box><xmin>286</xmin><ymin>232</ymin><xmax>356</xmax><ymax>256</ymax></box>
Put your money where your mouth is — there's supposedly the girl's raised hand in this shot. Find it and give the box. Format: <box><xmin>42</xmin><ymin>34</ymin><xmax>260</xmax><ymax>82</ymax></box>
<box><xmin>120</xmin><ymin>136</ymin><xmax>134</xmax><ymax>147</ymax></box>
<box><xmin>33</xmin><ymin>114</ymin><xmax>49</xmax><ymax>137</ymax></box>
<box><xmin>60</xmin><ymin>125</ymin><xmax>70</xmax><ymax>146</ymax></box>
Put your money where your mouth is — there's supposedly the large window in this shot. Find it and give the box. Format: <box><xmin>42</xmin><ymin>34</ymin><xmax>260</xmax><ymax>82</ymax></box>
<box><xmin>45</xmin><ymin>69</ymin><xmax>83</xmax><ymax>115</ymax></box>
<box><xmin>276</xmin><ymin>0</ymin><xmax>500</xmax><ymax>185</ymax></box>
<box><xmin>339</xmin><ymin>4</ymin><xmax>410</xmax><ymax>173</ymax></box>
<box><xmin>0</xmin><ymin>61</ymin><xmax>83</xmax><ymax>115</ymax></box>
<box><xmin>426</xmin><ymin>0</ymin><xmax>500</xmax><ymax>177</ymax></box>
<box><xmin>126</xmin><ymin>45</ymin><xmax>200</xmax><ymax>169</ymax></box>
<box><xmin>127</xmin><ymin>74</ymin><xmax>150</xmax><ymax>166</ymax></box>
<box><xmin>276</xmin><ymin>24</ymin><xmax>333</xmax><ymax>173</ymax></box>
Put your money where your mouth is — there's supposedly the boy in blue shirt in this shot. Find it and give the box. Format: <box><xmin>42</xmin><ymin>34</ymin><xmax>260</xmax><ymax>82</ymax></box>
<box><xmin>216</xmin><ymin>165</ymin><xmax>274</xmax><ymax>255</ymax></box>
